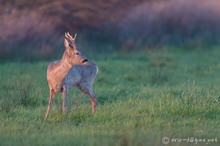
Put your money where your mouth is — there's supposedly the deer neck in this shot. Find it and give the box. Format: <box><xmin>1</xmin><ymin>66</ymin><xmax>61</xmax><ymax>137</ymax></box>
<box><xmin>60</xmin><ymin>53</ymin><xmax>73</xmax><ymax>74</ymax></box>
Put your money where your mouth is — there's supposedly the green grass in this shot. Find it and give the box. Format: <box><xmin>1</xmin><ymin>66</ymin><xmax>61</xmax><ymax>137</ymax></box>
<box><xmin>1</xmin><ymin>48</ymin><xmax>220</xmax><ymax>146</ymax></box>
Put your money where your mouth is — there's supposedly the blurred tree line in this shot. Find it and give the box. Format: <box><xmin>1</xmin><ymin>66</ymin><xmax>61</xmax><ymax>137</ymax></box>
<box><xmin>1</xmin><ymin>0</ymin><xmax>220</xmax><ymax>61</ymax></box>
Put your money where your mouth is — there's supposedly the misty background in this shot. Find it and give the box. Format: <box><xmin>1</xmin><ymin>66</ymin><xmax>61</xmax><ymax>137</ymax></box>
<box><xmin>1</xmin><ymin>0</ymin><xmax>220</xmax><ymax>61</ymax></box>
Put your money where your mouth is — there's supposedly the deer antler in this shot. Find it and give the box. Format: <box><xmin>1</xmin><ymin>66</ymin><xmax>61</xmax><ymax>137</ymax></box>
<box><xmin>73</xmin><ymin>34</ymin><xmax>77</xmax><ymax>40</ymax></box>
<box><xmin>65</xmin><ymin>32</ymin><xmax>77</xmax><ymax>44</ymax></box>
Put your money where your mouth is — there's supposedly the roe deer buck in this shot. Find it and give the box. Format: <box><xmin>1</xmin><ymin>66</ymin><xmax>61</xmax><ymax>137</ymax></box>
<box><xmin>45</xmin><ymin>32</ymin><xmax>98</xmax><ymax>119</ymax></box>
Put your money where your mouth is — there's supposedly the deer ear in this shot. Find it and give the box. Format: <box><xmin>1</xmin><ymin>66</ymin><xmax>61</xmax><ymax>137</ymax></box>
<box><xmin>64</xmin><ymin>38</ymin><xmax>73</xmax><ymax>48</ymax></box>
<box><xmin>64</xmin><ymin>38</ymin><xmax>69</xmax><ymax>48</ymax></box>
<box><xmin>64</xmin><ymin>38</ymin><xmax>73</xmax><ymax>55</ymax></box>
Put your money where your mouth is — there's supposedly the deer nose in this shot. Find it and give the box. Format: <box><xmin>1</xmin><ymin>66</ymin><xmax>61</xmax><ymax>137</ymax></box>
<box><xmin>82</xmin><ymin>59</ymin><xmax>88</xmax><ymax>63</ymax></box>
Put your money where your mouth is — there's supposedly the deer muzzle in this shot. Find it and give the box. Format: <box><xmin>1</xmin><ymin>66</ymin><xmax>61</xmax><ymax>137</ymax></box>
<box><xmin>82</xmin><ymin>59</ymin><xmax>88</xmax><ymax>63</ymax></box>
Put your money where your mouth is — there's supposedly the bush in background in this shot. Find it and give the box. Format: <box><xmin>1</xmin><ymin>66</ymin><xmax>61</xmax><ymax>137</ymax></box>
<box><xmin>118</xmin><ymin>0</ymin><xmax>220</xmax><ymax>50</ymax></box>
<box><xmin>1</xmin><ymin>0</ymin><xmax>220</xmax><ymax>61</ymax></box>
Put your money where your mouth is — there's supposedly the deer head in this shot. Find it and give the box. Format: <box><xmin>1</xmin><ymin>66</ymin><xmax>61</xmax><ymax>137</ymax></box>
<box><xmin>63</xmin><ymin>32</ymin><xmax>88</xmax><ymax>65</ymax></box>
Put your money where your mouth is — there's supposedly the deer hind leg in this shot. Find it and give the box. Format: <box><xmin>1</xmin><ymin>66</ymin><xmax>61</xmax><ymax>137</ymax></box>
<box><xmin>90</xmin><ymin>90</ymin><xmax>97</xmax><ymax>113</ymax></box>
<box><xmin>86</xmin><ymin>88</ymin><xmax>97</xmax><ymax>113</ymax></box>
<box><xmin>45</xmin><ymin>89</ymin><xmax>55</xmax><ymax>119</ymax></box>
<box><xmin>78</xmin><ymin>85</ymin><xmax>97</xmax><ymax>112</ymax></box>
<box><xmin>62</xmin><ymin>85</ymin><xmax>68</xmax><ymax>113</ymax></box>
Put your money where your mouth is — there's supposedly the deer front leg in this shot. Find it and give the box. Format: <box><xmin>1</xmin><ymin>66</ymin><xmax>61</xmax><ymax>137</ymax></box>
<box><xmin>62</xmin><ymin>85</ymin><xmax>68</xmax><ymax>113</ymax></box>
<box><xmin>45</xmin><ymin>89</ymin><xmax>55</xmax><ymax>119</ymax></box>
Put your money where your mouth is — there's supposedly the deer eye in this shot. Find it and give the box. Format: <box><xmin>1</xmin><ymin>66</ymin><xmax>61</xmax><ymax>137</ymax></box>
<box><xmin>75</xmin><ymin>52</ymin><xmax>80</xmax><ymax>55</ymax></box>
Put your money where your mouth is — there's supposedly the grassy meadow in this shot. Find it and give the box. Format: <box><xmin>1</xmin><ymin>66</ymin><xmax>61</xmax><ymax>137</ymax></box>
<box><xmin>0</xmin><ymin>48</ymin><xmax>220</xmax><ymax>146</ymax></box>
